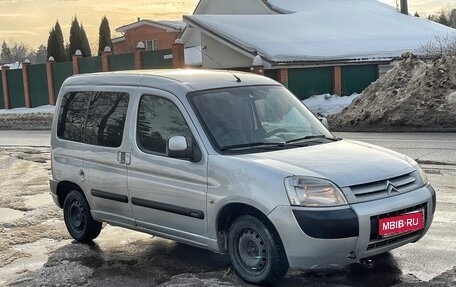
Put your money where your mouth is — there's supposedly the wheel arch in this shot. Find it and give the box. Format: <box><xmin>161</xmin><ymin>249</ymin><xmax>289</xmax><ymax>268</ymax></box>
<box><xmin>216</xmin><ymin>203</ymin><xmax>282</xmax><ymax>253</ymax></box>
<box><xmin>56</xmin><ymin>181</ymin><xmax>85</xmax><ymax>208</ymax></box>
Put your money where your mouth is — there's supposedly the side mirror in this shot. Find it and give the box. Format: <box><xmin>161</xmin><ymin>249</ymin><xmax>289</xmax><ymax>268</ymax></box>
<box><xmin>166</xmin><ymin>136</ymin><xmax>201</xmax><ymax>162</ymax></box>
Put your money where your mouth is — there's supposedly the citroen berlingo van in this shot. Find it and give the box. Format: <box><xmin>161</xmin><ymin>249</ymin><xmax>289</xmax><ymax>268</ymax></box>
<box><xmin>50</xmin><ymin>69</ymin><xmax>436</xmax><ymax>285</ymax></box>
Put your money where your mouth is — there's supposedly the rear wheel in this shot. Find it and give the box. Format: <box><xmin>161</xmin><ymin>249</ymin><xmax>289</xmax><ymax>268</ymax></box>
<box><xmin>63</xmin><ymin>190</ymin><xmax>102</xmax><ymax>243</ymax></box>
<box><xmin>227</xmin><ymin>215</ymin><xmax>288</xmax><ymax>285</ymax></box>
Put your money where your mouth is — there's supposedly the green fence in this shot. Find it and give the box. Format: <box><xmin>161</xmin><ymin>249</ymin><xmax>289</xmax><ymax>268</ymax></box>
<box><xmin>341</xmin><ymin>65</ymin><xmax>378</xmax><ymax>96</ymax></box>
<box><xmin>288</xmin><ymin>67</ymin><xmax>333</xmax><ymax>100</ymax></box>
<box><xmin>7</xmin><ymin>69</ymin><xmax>25</xmax><ymax>108</ymax></box>
<box><xmin>109</xmin><ymin>53</ymin><xmax>135</xmax><ymax>71</ymax></box>
<box><xmin>53</xmin><ymin>62</ymin><xmax>73</xmax><ymax>99</ymax></box>
<box><xmin>141</xmin><ymin>49</ymin><xmax>172</xmax><ymax>69</ymax></box>
<box><xmin>0</xmin><ymin>73</ymin><xmax>3</xmax><ymax>109</ymax></box>
<box><xmin>28</xmin><ymin>64</ymin><xmax>49</xmax><ymax>107</ymax></box>
<box><xmin>79</xmin><ymin>56</ymin><xmax>103</xmax><ymax>74</ymax></box>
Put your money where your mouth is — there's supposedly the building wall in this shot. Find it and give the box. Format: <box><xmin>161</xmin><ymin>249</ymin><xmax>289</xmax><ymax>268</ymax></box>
<box><xmin>115</xmin><ymin>25</ymin><xmax>181</xmax><ymax>54</ymax></box>
<box><xmin>113</xmin><ymin>41</ymin><xmax>127</xmax><ymax>54</ymax></box>
<box><xmin>201</xmin><ymin>34</ymin><xmax>252</xmax><ymax>69</ymax></box>
<box><xmin>194</xmin><ymin>0</ymin><xmax>274</xmax><ymax>15</ymax></box>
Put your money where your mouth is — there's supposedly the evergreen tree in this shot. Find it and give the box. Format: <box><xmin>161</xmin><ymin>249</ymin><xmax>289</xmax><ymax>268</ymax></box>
<box><xmin>47</xmin><ymin>27</ymin><xmax>58</xmax><ymax>60</ymax></box>
<box><xmin>98</xmin><ymin>16</ymin><xmax>113</xmax><ymax>55</ymax></box>
<box><xmin>1</xmin><ymin>41</ymin><xmax>11</xmax><ymax>63</ymax></box>
<box><xmin>69</xmin><ymin>16</ymin><xmax>82</xmax><ymax>56</ymax></box>
<box><xmin>54</xmin><ymin>21</ymin><xmax>66</xmax><ymax>61</ymax></box>
<box><xmin>80</xmin><ymin>24</ymin><xmax>91</xmax><ymax>57</ymax></box>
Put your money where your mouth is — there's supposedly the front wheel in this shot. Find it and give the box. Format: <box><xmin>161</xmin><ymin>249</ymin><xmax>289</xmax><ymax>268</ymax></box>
<box><xmin>227</xmin><ymin>215</ymin><xmax>289</xmax><ymax>285</ymax></box>
<box><xmin>63</xmin><ymin>190</ymin><xmax>102</xmax><ymax>243</ymax></box>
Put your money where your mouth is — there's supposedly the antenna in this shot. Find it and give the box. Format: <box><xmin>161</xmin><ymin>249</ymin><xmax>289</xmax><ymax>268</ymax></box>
<box><xmin>185</xmin><ymin>40</ymin><xmax>242</xmax><ymax>83</ymax></box>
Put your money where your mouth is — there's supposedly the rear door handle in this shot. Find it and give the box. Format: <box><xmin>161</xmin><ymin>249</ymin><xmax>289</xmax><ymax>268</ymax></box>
<box><xmin>117</xmin><ymin>152</ymin><xmax>131</xmax><ymax>165</ymax></box>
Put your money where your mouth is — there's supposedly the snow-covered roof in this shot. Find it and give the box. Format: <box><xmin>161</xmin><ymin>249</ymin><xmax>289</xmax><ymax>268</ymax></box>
<box><xmin>116</xmin><ymin>20</ymin><xmax>186</xmax><ymax>33</ymax></box>
<box><xmin>185</xmin><ymin>0</ymin><xmax>456</xmax><ymax>63</ymax></box>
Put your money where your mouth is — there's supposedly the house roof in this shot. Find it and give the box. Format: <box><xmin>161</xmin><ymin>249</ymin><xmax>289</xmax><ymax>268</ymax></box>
<box><xmin>116</xmin><ymin>19</ymin><xmax>186</xmax><ymax>33</ymax></box>
<box><xmin>184</xmin><ymin>0</ymin><xmax>456</xmax><ymax>63</ymax></box>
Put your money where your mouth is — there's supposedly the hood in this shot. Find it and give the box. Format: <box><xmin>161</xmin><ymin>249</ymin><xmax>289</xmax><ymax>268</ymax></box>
<box><xmin>239</xmin><ymin>139</ymin><xmax>414</xmax><ymax>187</ymax></box>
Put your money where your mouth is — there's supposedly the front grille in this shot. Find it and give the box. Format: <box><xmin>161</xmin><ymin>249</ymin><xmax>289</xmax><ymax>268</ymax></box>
<box><xmin>367</xmin><ymin>202</ymin><xmax>427</xmax><ymax>251</ymax></box>
<box><xmin>350</xmin><ymin>172</ymin><xmax>418</xmax><ymax>200</ymax></box>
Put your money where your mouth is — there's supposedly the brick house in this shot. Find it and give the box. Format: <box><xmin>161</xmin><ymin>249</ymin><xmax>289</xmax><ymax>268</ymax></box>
<box><xmin>112</xmin><ymin>19</ymin><xmax>185</xmax><ymax>54</ymax></box>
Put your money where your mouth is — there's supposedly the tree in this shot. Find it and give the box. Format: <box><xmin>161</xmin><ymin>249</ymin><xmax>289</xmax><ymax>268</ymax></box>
<box><xmin>449</xmin><ymin>9</ymin><xmax>456</xmax><ymax>28</ymax></box>
<box><xmin>69</xmin><ymin>16</ymin><xmax>82</xmax><ymax>56</ymax></box>
<box><xmin>98</xmin><ymin>16</ymin><xmax>113</xmax><ymax>55</ymax></box>
<box><xmin>54</xmin><ymin>21</ymin><xmax>66</xmax><ymax>61</ymax></box>
<box><xmin>80</xmin><ymin>24</ymin><xmax>91</xmax><ymax>57</ymax></box>
<box><xmin>414</xmin><ymin>11</ymin><xmax>420</xmax><ymax>17</ymax></box>
<box><xmin>47</xmin><ymin>28</ymin><xmax>58</xmax><ymax>60</ymax></box>
<box><xmin>1</xmin><ymin>41</ymin><xmax>11</xmax><ymax>63</ymax></box>
<box><xmin>35</xmin><ymin>44</ymin><xmax>48</xmax><ymax>63</ymax></box>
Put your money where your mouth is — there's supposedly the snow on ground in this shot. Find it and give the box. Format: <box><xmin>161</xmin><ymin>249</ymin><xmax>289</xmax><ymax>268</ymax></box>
<box><xmin>303</xmin><ymin>93</ymin><xmax>359</xmax><ymax>117</ymax></box>
<box><xmin>0</xmin><ymin>105</ymin><xmax>55</xmax><ymax>115</ymax></box>
<box><xmin>187</xmin><ymin>0</ymin><xmax>456</xmax><ymax>62</ymax></box>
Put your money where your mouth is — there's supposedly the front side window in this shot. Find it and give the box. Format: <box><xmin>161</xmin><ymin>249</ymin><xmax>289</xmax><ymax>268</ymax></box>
<box><xmin>137</xmin><ymin>95</ymin><xmax>192</xmax><ymax>155</ymax></box>
<box><xmin>57</xmin><ymin>92</ymin><xmax>91</xmax><ymax>142</ymax></box>
<box><xmin>85</xmin><ymin>92</ymin><xmax>129</xmax><ymax>148</ymax></box>
<box><xmin>189</xmin><ymin>86</ymin><xmax>334</xmax><ymax>153</ymax></box>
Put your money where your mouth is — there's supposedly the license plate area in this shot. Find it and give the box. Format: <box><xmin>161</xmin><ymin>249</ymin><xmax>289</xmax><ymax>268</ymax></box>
<box><xmin>378</xmin><ymin>210</ymin><xmax>424</xmax><ymax>238</ymax></box>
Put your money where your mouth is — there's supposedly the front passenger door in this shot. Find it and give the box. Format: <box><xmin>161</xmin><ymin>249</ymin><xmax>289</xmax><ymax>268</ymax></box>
<box><xmin>127</xmin><ymin>91</ymin><xmax>208</xmax><ymax>244</ymax></box>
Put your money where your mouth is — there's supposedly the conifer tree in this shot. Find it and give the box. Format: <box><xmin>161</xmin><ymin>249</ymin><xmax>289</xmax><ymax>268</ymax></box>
<box><xmin>69</xmin><ymin>16</ymin><xmax>82</xmax><ymax>56</ymax></box>
<box><xmin>47</xmin><ymin>28</ymin><xmax>57</xmax><ymax>60</ymax></box>
<box><xmin>54</xmin><ymin>21</ymin><xmax>66</xmax><ymax>61</ymax></box>
<box><xmin>80</xmin><ymin>24</ymin><xmax>92</xmax><ymax>57</ymax></box>
<box><xmin>98</xmin><ymin>16</ymin><xmax>113</xmax><ymax>55</ymax></box>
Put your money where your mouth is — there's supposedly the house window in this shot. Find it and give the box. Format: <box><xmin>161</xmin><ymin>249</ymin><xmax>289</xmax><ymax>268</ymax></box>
<box><xmin>145</xmin><ymin>39</ymin><xmax>159</xmax><ymax>51</ymax></box>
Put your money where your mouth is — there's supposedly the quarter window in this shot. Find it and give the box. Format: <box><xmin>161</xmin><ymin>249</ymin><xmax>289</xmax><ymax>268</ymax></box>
<box><xmin>57</xmin><ymin>92</ymin><xmax>91</xmax><ymax>142</ymax></box>
<box><xmin>137</xmin><ymin>95</ymin><xmax>192</xmax><ymax>155</ymax></box>
<box><xmin>85</xmin><ymin>92</ymin><xmax>130</xmax><ymax>147</ymax></box>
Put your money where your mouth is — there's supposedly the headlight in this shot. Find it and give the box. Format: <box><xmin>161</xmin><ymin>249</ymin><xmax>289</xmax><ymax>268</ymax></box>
<box><xmin>284</xmin><ymin>176</ymin><xmax>347</xmax><ymax>207</ymax></box>
<box><xmin>405</xmin><ymin>156</ymin><xmax>428</xmax><ymax>185</ymax></box>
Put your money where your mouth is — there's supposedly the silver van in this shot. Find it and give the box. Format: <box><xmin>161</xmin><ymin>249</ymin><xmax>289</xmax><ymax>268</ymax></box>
<box><xmin>50</xmin><ymin>70</ymin><xmax>435</xmax><ymax>285</ymax></box>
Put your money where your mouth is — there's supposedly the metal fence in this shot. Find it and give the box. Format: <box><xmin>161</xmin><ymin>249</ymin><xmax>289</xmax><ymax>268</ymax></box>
<box><xmin>109</xmin><ymin>53</ymin><xmax>135</xmax><ymax>71</ymax></box>
<box><xmin>142</xmin><ymin>49</ymin><xmax>172</xmax><ymax>69</ymax></box>
<box><xmin>52</xmin><ymin>62</ymin><xmax>73</xmax><ymax>99</ymax></box>
<box><xmin>0</xmin><ymin>73</ymin><xmax>3</xmax><ymax>109</ymax></box>
<box><xmin>7</xmin><ymin>69</ymin><xmax>25</xmax><ymax>108</ymax></box>
<box><xmin>79</xmin><ymin>56</ymin><xmax>103</xmax><ymax>74</ymax></box>
<box><xmin>28</xmin><ymin>64</ymin><xmax>49</xmax><ymax>107</ymax></box>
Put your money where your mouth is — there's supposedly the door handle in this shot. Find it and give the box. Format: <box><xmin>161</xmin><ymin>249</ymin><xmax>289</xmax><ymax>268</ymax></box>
<box><xmin>117</xmin><ymin>152</ymin><xmax>131</xmax><ymax>165</ymax></box>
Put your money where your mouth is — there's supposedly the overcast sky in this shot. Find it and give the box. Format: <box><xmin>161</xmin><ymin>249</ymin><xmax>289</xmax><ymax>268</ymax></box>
<box><xmin>0</xmin><ymin>0</ymin><xmax>454</xmax><ymax>52</ymax></box>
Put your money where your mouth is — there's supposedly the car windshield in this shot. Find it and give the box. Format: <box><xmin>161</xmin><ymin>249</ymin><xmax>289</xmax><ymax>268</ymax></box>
<box><xmin>188</xmin><ymin>85</ymin><xmax>335</xmax><ymax>153</ymax></box>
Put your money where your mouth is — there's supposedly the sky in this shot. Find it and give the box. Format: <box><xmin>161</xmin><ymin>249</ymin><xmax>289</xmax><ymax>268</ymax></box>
<box><xmin>0</xmin><ymin>0</ymin><xmax>454</xmax><ymax>52</ymax></box>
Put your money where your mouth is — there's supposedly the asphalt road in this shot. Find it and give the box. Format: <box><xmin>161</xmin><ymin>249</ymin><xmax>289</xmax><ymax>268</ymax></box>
<box><xmin>0</xmin><ymin>131</ymin><xmax>455</xmax><ymax>286</ymax></box>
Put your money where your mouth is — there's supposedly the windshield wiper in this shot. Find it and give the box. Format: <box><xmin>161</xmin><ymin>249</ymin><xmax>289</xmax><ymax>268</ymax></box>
<box><xmin>285</xmin><ymin>134</ymin><xmax>338</xmax><ymax>144</ymax></box>
<box><xmin>221</xmin><ymin>142</ymin><xmax>285</xmax><ymax>151</ymax></box>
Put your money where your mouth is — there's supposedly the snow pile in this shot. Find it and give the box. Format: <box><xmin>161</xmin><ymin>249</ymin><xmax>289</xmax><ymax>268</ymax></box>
<box><xmin>329</xmin><ymin>53</ymin><xmax>456</xmax><ymax>131</ymax></box>
<box><xmin>303</xmin><ymin>93</ymin><xmax>359</xmax><ymax>117</ymax></box>
<box><xmin>186</xmin><ymin>0</ymin><xmax>456</xmax><ymax>62</ymax></box>
<box><xmin>0</xmin><ymin>105</ymin><xmax>54</xmax><ymax>130</ymax></box>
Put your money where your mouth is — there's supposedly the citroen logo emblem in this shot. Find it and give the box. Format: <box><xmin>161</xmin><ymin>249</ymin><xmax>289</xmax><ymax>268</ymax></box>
<box><xmin>385</xmin><ymin>181</ymin><xmax>399</xmax><ymax>195</ymax></box>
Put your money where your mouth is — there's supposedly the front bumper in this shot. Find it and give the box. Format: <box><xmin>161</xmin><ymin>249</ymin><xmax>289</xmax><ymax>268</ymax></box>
<box><xmin>268</xmin><ymin>184</ymin><xmax>435</xmax><ymax>269</ymax></box>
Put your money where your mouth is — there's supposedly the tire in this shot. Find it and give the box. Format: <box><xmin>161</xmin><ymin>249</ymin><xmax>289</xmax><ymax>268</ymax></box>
<box><xmin>227</xmin><ymin>215</ymin><xmax>289</xmax><ymax>285</ymax></box>
<box><xmin>63</xmin><ymin>190</ymin><xmax>102</xmax><ymax>243</ymax></box>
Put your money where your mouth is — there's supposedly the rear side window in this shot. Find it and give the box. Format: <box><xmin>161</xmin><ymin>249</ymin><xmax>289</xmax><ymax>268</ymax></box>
<box><xmin>137</xmin><ymin>94</ymin><xmax>192</xmax><ymax>155</ymax></box>
<box><xmin>85</xmin><ymin>92</ymin><xmax>130</xmax><ymax>147</ymax></box>
<box><xmin>57</xmin><ymin>91</ymin><xmax>129</xmax><ymax>147</ymax></box>
<box><xmin>57</xmin><ymin>92</ymin><xmax>91</xmax><ymax>142</ymax></box>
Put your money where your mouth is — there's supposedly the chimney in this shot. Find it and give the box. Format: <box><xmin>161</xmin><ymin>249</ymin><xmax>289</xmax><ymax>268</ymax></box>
<box><xmin>400</xmin><ymin>0</ymin><xmax>408</xmax><ymax>15</ymax></box>
<box><xmin>137</xmin><ymin>17</ymin><xmax>141</xmax><ymax>22</ymax></box>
